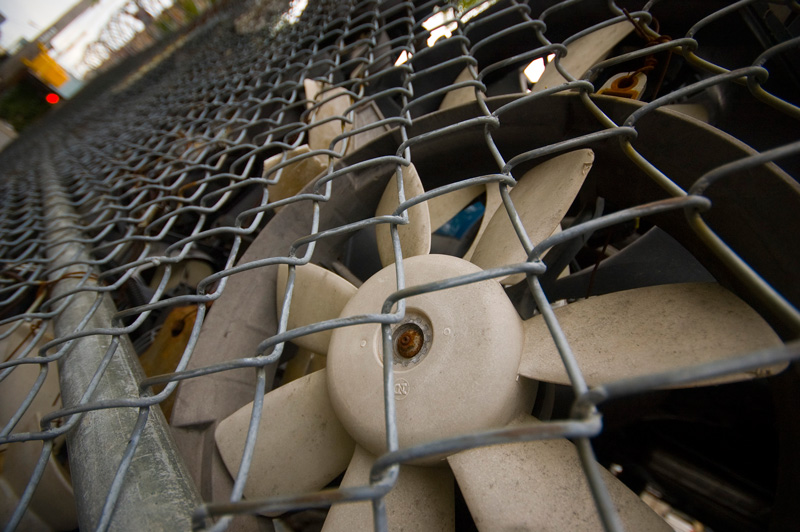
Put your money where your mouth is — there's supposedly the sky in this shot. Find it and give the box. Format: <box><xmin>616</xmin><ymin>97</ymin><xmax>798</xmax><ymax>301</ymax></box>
<box><xmin>0</xmin><ymin>0</ymin><xmax>170</xmax><ymax>78</ymax></box>
<box><xmin>0</xmin><ymin>0</ymin><xmax>78</xmax><ymax>50</ymax></box>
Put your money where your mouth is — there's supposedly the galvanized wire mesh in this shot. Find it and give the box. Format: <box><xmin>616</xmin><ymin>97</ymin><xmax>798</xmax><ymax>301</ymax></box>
<box><xmin>1</xmin><ymin>0</ymin><xmax>799</xmax><ymax>530</ymax></box>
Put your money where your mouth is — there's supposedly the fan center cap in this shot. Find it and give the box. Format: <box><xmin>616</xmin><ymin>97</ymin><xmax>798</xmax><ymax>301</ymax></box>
<box><xmin>327</xmin><ymin>254</ymin><xmax>526</xmax><ymax>459</ymax></box>
<box><xmin>392</xmin><ymin>313</ymin><xmax>431</xmax><ymax>364</ymax></box>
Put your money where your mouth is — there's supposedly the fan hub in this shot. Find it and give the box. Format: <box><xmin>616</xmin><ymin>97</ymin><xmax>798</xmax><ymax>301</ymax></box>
<box><xmin>327</xmin><ymin>254</ymin><xmax>530</xmax><ymax>461</ymax></box>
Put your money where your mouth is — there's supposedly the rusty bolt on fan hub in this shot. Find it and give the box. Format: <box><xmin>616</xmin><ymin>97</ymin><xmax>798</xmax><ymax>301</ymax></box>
<box><xmin>395</xmin><ymin>324</ymin><xmax>424</xmax><ymax>358</ymax></box>
<box><xmin>391</xmin><ymin>313</ymin><xmax>433</xmax><ymax>367</ymax></box>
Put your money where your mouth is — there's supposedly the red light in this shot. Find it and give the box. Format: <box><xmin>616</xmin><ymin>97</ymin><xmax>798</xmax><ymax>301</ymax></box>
<box><xmin>46</xmin><ymin>93</ymin><xmax>60</xmax><ymax>104</ymax></box>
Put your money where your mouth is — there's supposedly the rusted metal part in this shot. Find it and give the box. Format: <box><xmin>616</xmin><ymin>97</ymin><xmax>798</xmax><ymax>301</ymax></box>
<box><xmin>393</xmin><ymin>324</ymin><xmax>424</xmax><ymax>359</ymax></box>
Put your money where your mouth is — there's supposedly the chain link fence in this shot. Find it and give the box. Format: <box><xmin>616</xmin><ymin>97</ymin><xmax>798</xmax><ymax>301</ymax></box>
<box><xmin>1</xmin><ymin>0</ymin><xmax>799</xmax><ymax>530</ymax></box>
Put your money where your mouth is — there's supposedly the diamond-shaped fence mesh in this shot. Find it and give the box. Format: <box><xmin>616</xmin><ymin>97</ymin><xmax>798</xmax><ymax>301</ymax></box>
<box><xmin>1</xmin><ymin>0</ymin><xmax>799</xmax><ymax>530</ymax></box>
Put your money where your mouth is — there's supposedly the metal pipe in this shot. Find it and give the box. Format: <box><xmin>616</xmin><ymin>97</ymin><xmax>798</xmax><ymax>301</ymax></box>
<box><xmin>42</xmin><ymin>159</ymin><xmax>201</xmax><ymax>531</ymax></box>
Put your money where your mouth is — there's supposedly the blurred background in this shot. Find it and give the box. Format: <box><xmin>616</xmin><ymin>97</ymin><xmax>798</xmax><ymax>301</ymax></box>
<box><xmin>0</xmin><ymin>0</ymin><xmax>218</xmax><ymax>144</ymax></box>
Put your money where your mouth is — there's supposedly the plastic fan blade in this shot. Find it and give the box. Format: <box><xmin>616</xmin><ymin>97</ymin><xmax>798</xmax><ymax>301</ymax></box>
<box><xmin>0</xmin><ymin>322</ymin><xmax>77</xmax><ymax>530</ymax></box>
<box><xmin>518</xmin><ymin>283</ymin><xmax>785</xmax><ymax>387</ymax></box>
<box><xmin>346</xmin><ymin>100</ymin><xmax>390</xmax><ymax>156</ymax></box>
<box><xmin>3</xmin><ymin>417</ymin><xmax>78</xmax><ymax>531</ymax></box>
<box><xmin>462</xmin><ymin>182</ymin><xmax>502</xmax><ymax>262</ymax></box>
<box><xmin>305</xmin><ymin>80</ymin><xmax>353</xmax><ymax>152</ymax></box>
<box><xmin>662</xmin><ymin>103</ymin><xmax>710</xmax><ymax>123</ymax></box>
<box><xmin>263</xmin><ymin>144</ymin><xmax>327</xmax><ymax>205</ymax></box>
<box><xmin>215</xmin><ymin>370</ymin><xmax>355</xmax><ymax>510</ymax></box>
<box><xmin>532</xmin><ymin>20</ymin><xmax>634</xmax><ymax>93</ymax></box>
<box><xmin>303</xmin><ymin>79</ymin><xmax>323</xmax><ymax>109</ymax></box>
<box><xmin>322</xmin><ymin>445</ymin><xmax>454</xmax><ymax>532</ymax></box>
<box><xmin>439</xmin><ymin>66</ymin><xmax>477</xmax><ymax>111</ymax></box>
<box><xmin>277</xmin><ymin>263</ymin><xmax>357</xmax><ymax>354</ymax></box>
<box><xmin>469</xmin><ymin>149</ymin><xmax>594</xmax><ymax>280</ymax></box>
<box><xmin>0</xmin><ymin>322</ymin><xmax>59</xmax><ymax>430</ymax></box>
<box><xmin>428</xmin><ymin>183</ymin><xmax>484</xmax><ymax>231</ymax></box>
<box><xmin>375</xmin><ymin>163</ymin><xmax>432</xmax><ymax>266</ymax></box>
<box><xmin>447</xmin><ymin>415</ymin><xmax>671</xmax><ymax>532</ymax></box>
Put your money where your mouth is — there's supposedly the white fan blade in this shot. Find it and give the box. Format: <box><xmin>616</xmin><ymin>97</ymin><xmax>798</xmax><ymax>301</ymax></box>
<box><xmin>277</xmin><ymin>263</ymin><xmax>357</xmax><ymax>355</ymax></box>
<box><xmin>322</xmin><ymin>445</ymin><xmax>454</xmax><ymax>532</ymax></box>
<box><xmin>215</xmin><ymin>370</ymin><xmax>355</xmax><ymax>511</ymax></box>
<box><xmin>469</xmin><ymin>149</ymin><xmax>594</xmax><ymax>282</ymax></box>
<box><xmin>375</xmin><ymin>164</ymin><xmax>432</xmax><ymax>266</ymax></box>
<box><xmin>304</xmin><ymin>79</ymin><xmax>324</xmax><ymax>109</ymax></box>
<box><xmin>306</xmin><ymin>82</ymin><xmax>353</xmax><ymax>153</ymax></box>
<box><xmin>428</xmin><ymin>183</ymin><xmax>484</xmax><ymax>232</ymax></box>
<box><xmin>0</xmin><ymin>322</ymin><xmax>59</xmax><ymax>431</ymax></box>
<box><xmin>346</xmin><ymin>100</ymin><xmax>390</xmax><ymax>156</ymax></box>
<box><xmin>439</xmin><ymin>67</ymin><xmax>477</xmax><ymax>111</ymax></box>
<box><xmin>662</xmin><ymin>103</ymin><xmax>710</xmax><ymax>123</ymax></box>
<box><xmin>0</xmin><ymin>322</ymin><xmax>77</xmax><ymax>530</ymax></box>
<box><xmin>3</xmin><ymin>419</ymin><xmax>78</xmax><ymax>531</ymax></box>
<box><xmin>462</xmin><ymin>183</ymin><xmax>502</xmax><ymax>262</ymax></box>
<box><xmin>532</xmin><ymin>20</ymin><xmax>634</xmax><ymax>93</ymax></box>
<box><xmin>518</xmin><ymin>283</ymin><xmax>785</xmax><ymax>386</ymax></box>
<box><xmin>447</xmin><ymin>415</ymin><xmax>670</xmax><ymax>531</ymax></box>
<box><xmin>264</xmin><ymin>144</ymin><xmax>328</xmax><ymax>205</ymax></box>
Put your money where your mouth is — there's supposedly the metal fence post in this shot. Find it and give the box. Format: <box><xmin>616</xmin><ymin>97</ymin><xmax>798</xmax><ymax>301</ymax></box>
<box><xmin>42</xmin><ymin>159</ymin><xmax>202</xmax><ymax>530</ymax></box>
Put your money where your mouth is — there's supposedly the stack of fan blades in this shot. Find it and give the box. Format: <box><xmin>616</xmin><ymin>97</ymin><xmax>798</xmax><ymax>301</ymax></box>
<box><xmin>213</xmin><ymin>148</ymin><xmax>784</xmax><ymax>530</ymax></box>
